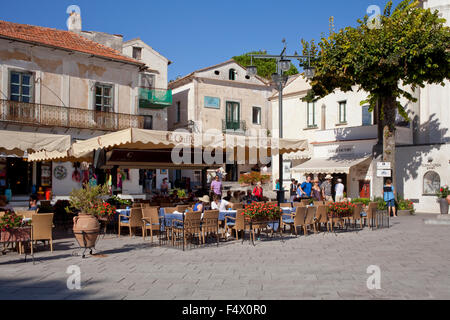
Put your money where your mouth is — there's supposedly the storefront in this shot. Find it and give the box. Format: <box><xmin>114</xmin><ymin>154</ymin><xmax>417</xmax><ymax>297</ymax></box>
<box><xmin>291</xmin><ymin>140</ymin><xmax>376</xmax><ymax>200</ymax></box>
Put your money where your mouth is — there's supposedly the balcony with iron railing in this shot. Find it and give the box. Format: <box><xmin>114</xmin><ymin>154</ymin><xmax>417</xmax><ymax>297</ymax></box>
<box><xmin>139</xmin><ymin>87</ymin><xmax>173</xmax><ymax>109</ymax></box>
<box><xmin>222</xmin><ymin>119</ymin><xmax>246</xmax><ymax>135</ymax></box>
<box><xmin>0</xmin><ymin>99</ymin><xmax>145</xmax><ymax>131</ymax></box>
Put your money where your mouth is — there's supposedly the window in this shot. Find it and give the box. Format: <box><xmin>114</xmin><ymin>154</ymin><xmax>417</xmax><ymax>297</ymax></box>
<box><xmin>132</xmin><ymin>47</ymin><xmax>142</xmax><ymax>60</ymax></box>
<box><xmin>395</xmin><ymin>106</ymin><xmax>410</xmax><ymax>127</ymax></box>
<box><xmin>307</xmin><ymin>102</ymin><xmax>316</xmax><ymax>128</ymax></box>
<box><xmin>143</xmin><ymin>115</ymin><xmax>153</xmax><ymax>130</ymax></box>
<box><xmin>229</xmin><ymin>69</ymin><xmax>236</xmax><ymax>81</ymax></box>
<box><xmin>338</xmin><ymin>101</ymin><xmax>347</xmax><ymax>124</ymax></box>
<box><xmin>175</xmin><ymin>101</ymin><xmax>181</xmax><ymax>123</ymax></box>
<box><xmin>225</xmin><ymin>101</ymin><xmax>240</xmax><ymax>130</ymax></box>
<box><xmin>95</xmin><ymin>83</ymin><xmax>113</xmax><ymax>112</ymax></box>
<box><xmin>423</xmin><ymin>171</ymin><xmax>440</xmax><ymax>195</ymax></box>
<box><xmin>362</xmin><ymin>105</ymin><xmax>372</xmax><ymax>126</ymax></box>
<box><xmin>10</xmin><ymin>71</ymin><xmax>33</xmax><ymax>102</ymax></box>
<box><xmin>252</xmin><ymin>107</ymin><xmax>261</xmax><ymax>125</ymax></box>
<box><xmin>140</xmin><ymin>73</ymin><xmax>155</xmax><ymax>89</ymax></box>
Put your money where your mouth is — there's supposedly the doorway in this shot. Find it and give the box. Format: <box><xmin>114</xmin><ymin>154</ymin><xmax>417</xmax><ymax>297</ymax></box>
<box><xmin>7</xmin><ymin>158</ymin><xmax>32</xmax><ymax>195</ymax></box>
<box><xmin>359</xmin><ymin>180</ymin><xmax>371</xmax><ymax>199</ymax></box>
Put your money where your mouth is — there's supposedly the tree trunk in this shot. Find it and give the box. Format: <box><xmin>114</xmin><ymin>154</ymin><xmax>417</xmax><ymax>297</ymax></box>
<box><xmin>382</xmin><ymin>95</ymin><xmax>397</xmax><ymax>199</ymax></box>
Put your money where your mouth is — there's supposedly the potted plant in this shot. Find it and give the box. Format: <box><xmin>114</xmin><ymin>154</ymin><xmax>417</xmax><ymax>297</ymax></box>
<box><xmin>238</xmin><ymin>172</ymin><xmax>271</xmax><ymax>186</ymax></box>
<box><xmin>437</xmin><ymin>185</ymin><xmax>449</xmax><ymax>214</ymax></box>
<box><xmin>327</xmin><ymin>201</ymin><xmax>355</xmax><ymax>218</ymax></box>
<box><xmin>0</xmin><ymin>212</ymin><xmax>32</xmax><ymax>243</ymax></box>
<box><xmin>397</xmin><ymin>199</ymin><xmax>415</xmax><ymax>216</ymax></box>
<box><xmin>68</xmin><ymin>184</ymin><xmax>114</xmax><ymax>248</ymax></box>
<box><xmin>242</xmin><ymin>202</ymin><xmax>282</xmax><ymax>225</ymax></box>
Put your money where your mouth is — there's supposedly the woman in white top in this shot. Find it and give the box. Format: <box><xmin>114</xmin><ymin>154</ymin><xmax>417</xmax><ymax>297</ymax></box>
<box><xmin>211</xmin><ymin>194</ymin><xmax>230</xmax><ymax>212</ymax></box>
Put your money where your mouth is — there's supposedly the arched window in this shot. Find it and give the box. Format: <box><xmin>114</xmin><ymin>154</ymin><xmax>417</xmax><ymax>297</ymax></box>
<box><xmin>423</xmin><ymin>171</ymin><xmax>440</xmax><ymax>195</ymax></box>
<box><xmin>229</xmin><ymin>69</ymin><xmax>236</xmax><ymax>81</ymax></box>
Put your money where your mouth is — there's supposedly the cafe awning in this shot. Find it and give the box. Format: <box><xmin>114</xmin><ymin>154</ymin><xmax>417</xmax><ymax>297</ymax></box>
<box><xmin>292</xmin><ymin>156</ymin><xmax>372</xmax><ymax>174</ymax></box>
<box><xmin>69</xmin><ymin>128</ymin><xmax>308</xmax><ymax>158</ymax></box>
<box><xmin>0</xmin><ymin>130</ymin><xmax>71</xmax><ymax>156</ymax></box>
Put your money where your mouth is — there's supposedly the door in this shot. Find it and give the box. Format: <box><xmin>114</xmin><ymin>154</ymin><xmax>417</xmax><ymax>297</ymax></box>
<box><xmin>226</xmin><ymin>102</ymin><xmax>240</xmax><ymax>130</ymax></box>
<box><xmin>359</xmin><ymin>180</ymin><xmax>371</xmax><ymax>199</ymax></box>
<box><xmin>7</xmin><ymin>158</ymin><xmax>32</xmax><ymax>195</ymax></box>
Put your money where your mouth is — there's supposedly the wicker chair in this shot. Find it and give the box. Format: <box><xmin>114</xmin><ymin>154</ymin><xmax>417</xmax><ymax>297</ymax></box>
<box><xmin>230</xmin><ymin>203</ymin><xmax>243</xmax><ymax>210</ymax></box>
<box><xmin>118</xmin><ymin>208</ymin><xmax>143</xmax><ymax>237</ymax></box>
<box><xmin>16</xmin><ymin>211</ymin><xmax>36</xmax><ymax>220</ymax></box>
<box><xmin>172</xmin><ymin>211</ymin><xmax>202</xmax><ymax>247</ymax></box>
<box><xmin>349</xmin><ymin>203</ymin><xmax>364</xmax><ymax>229</ymax></box>
<box><xmin>31</xmin><ymin>213</ymin><xmax>54</xmax><ymax>252</ymax></box>
<box><xmin>176</xmin><ymin>205</ymin><xmax>190</xmax><ymax>213</ymax></box>
<box><xmin>280</xmin><ymin>202</ymin><xmax>292</xmax><ymax>208</ymax></box>
<box><xmin>304</xmin><ymin>206</ymin><xmax>317</xmax><ymax>235</ymax></box>
<box><xmin>201</xmin><ymin>210</ymin><xmax>219</xmax><ymax>245</ymax></box>
<box><xmin>293</xmin><ymin>202</ymin><xmax>305</xmax><ymax>208</ymax></box>
<box><xmin>314</xmin><ymin>205</ymin><xmax>329</xmax><ymax>232</ymax></box>
<box><xmin>225</xmin><ymin>209</ymin><xmax>247</xmax><ymax>240</ymax></box>
<box><xmin>142</xmin><ymin>207</ymin><xmax>160</xmax><ymax>243</ymax></box>
<box><xmin>281</xmin><ymin>206</ymin><xmax>307</xmax><ymax>236</ymax></box>
<box><xmin>364</xmin><ymin>202</ymin><xmax>379</xmax><ymax>228</ymax></box>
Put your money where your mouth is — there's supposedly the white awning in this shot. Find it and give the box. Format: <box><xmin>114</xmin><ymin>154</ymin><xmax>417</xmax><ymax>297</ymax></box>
<box><xmin>292</xmin><ymin>156</ymin><xmax>372</xmax><ymax>174</ymax></box>
<box><xmin>0</xmin><ymin>130</ymin><xmax>71</xmax><ymax>157</ymax></box>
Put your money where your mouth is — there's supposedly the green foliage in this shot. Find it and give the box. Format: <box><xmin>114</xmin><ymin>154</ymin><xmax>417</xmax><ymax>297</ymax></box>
<box><xmin>351</xmin><ymin>198</ymin><xmax>370</xmax><ymax>206</ymax></box>
<box><xmin>68</xmin><ymin>184</ymin><xmax>110</xmax><ymax>216</ymax></box>
<box><xmin>173</xmin><ymin>189</ymin><xmax>187</xmax><ymax>198</ymax></box>
<box><xmin>106</xmin><ymin>196</ymin><xmax>132</xmax><ymax>207</ymax></box>
<box><xmin>373</xmin><ymin>197</ymin><xmax>387</xmax><ymax>211</ymax></box>
<box><xmin>233</xmin><ymin>51</ymin><xmax>299</xmax><ymax>80</ymax></box>
<box><xmin>397</xmin><ymin>199</ymin><xmax>415</xmax><ymax>212</ymax></box>
<box><xmin>301</xmin><ymin>0</ymin><xmax>450</xmax><ymax>121</ymax></box>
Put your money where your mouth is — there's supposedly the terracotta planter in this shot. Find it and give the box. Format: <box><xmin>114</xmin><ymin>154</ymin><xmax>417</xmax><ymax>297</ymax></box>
<box><xmin>73</xmin><ymin>214</ymin><xmax>100</xmax><ymax>248</ymax></box>
<box><xmin>0</xmin><ymin>228</ymin><xmax>31</xmax><ymax>242</ymax></box>
<box><xmin>397</xmin><ymin>210</ymin><xmax>414</xmax><ymax>216</ymax></box>
<box><xmin>438</xmin><ymin>198</ymin><xmax>449</xmax><ymax>215</ymax></box>
<box><xmin>447</xmin><ymin>195</ymin><xmax>450</xmax><ymax>205</ymax></box>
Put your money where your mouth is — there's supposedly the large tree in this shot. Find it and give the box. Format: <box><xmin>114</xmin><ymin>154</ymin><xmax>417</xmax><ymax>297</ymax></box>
<box><xmin>301</xmin><ymin>0</ymin><xmax>450</xmax><ymax>196</ymax></box>
<box><xmin>233</xmin><ymin>50</ymin><xmax>299</xmax><ymax>79</ymax></box>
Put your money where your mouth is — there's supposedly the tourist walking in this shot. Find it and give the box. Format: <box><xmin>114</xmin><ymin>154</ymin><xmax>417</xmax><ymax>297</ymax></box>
<box><xmin>289</xmin><ymin>179</ymin><xmax>297</xmax><ymax>202</ymax></box>
<box><xmin>210</xmin><ymin>175</ymin><xmax>223</xmax><ymax>198</ymax></box>
<box><xmin>321</xmin><ymin>175</ymin><xmax>333</xmax><ymax>202</ymax></box>
<box><xmin>335</xmin><ymin>179</ymin><xmax>345</xmax><ymax>202</ymax></box>
<box><xmin>384</xmin><ymin>179</ymin><xmax>397</xmax><ymax>217</ymax></box>
<box><xmin>297</xmin><ymin>176</ymin><xmax>313</xmax><ymax>198</ymax></box>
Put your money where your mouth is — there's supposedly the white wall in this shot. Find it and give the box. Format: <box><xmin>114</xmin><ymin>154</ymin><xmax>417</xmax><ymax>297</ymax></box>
<box><xmin>122</xmin><ymin>169</ymin><xmax>141</xmax><ymax>194</ymax></box>
<box><xmin>52</xmin><ymin>162</ymin><xmax>82</xmax><ymax>196</ymax></box>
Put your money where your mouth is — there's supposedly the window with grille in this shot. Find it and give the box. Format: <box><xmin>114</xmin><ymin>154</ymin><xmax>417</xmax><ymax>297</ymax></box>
<box><xmin>140</xmin><ymin>73</ymin><xmax>155</xmax><ymax>89</ymax></box>
<box><xmin>10</xmin><ymin>71</ymin><xmax>33</xmax><ymax>102</ymax></box>
<box><xmin>175</xmin><ymin>101</ymin><xmax>181</xmax><ymax>123</ymax></box>
<box><xmin>132</xmin><ymin>47</ymin><xmax>142</xmax><ymax>60</ymax></box>
<box><xmin>95</xmin><ymin>84</ymin><xmax>113</xmax><ymax>112</ymax></box>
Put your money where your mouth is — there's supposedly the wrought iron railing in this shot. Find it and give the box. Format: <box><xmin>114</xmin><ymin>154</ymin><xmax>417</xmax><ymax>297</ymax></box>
<box><xmin>222</xmin><ymin>120</ymin><xmax>246</xmax><ymax>134</ymax></box>
<box><xmin>139</xmin><ymin>87</ymin><xmax>173</xmax><ymax>108</ymax></box>
<box><xmin>0</xmin><ymin>99</ymin><xmax>145</xmax><ymax>131</ymax></box>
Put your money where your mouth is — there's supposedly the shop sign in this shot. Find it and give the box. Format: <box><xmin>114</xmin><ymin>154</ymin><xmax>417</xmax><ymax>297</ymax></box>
<box><xmin>377</xmin><ymin>162</ymin><xmax>391</xmax><ymax>170</ymax></box>
<box><xmin>377</xmin><ymin>169</ymin><xmax>391</xmax><ymax>177</ymax></box>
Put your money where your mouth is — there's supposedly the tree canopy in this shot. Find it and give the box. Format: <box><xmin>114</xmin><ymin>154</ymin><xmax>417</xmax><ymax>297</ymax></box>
<box><xmin>233</xmin><ymin>51</ymin><xmax>299</xmax><ymax>80</ymax></box>
<box><xmin>301</xmin><ymin>0</ymin><xmax>450</xmax><ymax>120</ymax></box>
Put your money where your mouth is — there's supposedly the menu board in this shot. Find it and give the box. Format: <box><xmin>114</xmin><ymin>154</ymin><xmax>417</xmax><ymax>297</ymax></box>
<box><xmin>41</xmin><ymin>162</ymin><xmax>52</xmax><ymax>187</ymax></box>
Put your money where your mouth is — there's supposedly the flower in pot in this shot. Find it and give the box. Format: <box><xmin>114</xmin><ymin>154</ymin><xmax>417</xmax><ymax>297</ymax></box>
<box><xmin>327</xmin><ymin>201</ymin><xmax>355</xmax><ymax>218</ymax></box>
<box><xmin>242</xmin><ymin>202</ymin><xmax>282</xmax><ymax>222</ymax></box>
<box><xmin>0</xmin><ymin>211</ymin><xmax>32</xmax><ymax>242</ymax></box>
<box><xmin>397</xmin><ymin>199</ymin><xmax>415</xmax><ymax>216</ymax></box>
<box><xmin>68</xmin><ymin>184</ymin><xmax>114</xmax><ymax>248</ymax></box>
<box><xmin>437</xmin><ymin>185</ymin><xmax>449</xmax><ymax>214</ymax></box>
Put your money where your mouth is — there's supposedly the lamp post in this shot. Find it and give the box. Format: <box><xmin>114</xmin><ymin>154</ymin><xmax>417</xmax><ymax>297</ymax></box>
<box><xmin>247</xmin><ymin>40</ymin><xmax>315</xmax><ymax>204</ymax></box>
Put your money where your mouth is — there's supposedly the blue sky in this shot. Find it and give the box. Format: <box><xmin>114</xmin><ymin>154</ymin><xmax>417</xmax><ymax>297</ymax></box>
<box><xmin>1</xmin><ymin>0</ymin><xmax>402</xmax><ymax>81</ymax></box>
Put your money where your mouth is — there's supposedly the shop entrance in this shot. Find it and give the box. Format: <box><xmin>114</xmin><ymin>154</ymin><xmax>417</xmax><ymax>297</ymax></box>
<box><xmin>7</xmin><ymin>158</ymin><xmax>32</xmax><ymax>195</ymax></box>
<box><xmin>359</xmin><ymin>180</ymin><xmax>371</xmax><ymax>199</ymax></box>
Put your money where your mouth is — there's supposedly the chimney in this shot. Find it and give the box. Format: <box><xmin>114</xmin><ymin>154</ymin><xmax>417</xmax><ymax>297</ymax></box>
<box><xmin>67</xmin><ymin>11</ymin><xmax>82</xmax><ymax>33</ymax></box>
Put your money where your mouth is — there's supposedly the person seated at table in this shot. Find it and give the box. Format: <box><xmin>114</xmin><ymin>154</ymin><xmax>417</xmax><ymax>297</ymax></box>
<box><xmin>0</xmin><ymin>195</ymin><xmax>14</xmax><ymax>212</ymax></box>
<box><xmin>230</xmin><ymin>191</ymin><xmax>241</xmax><ymax>204</ymax></box>
<box><xmin>193</xmin><ymin>195</ymin><xmax>211</xmax><ymax>213</ymax></box>
<box><xmin>29</xmin><ymin>194</ymin><xmax>39</xmax><ymax>211</ymax></box>
<box><xmin>211</xmin><ymin>195</ymin><xmax>231</xmax><ymax>212</ymax></box>
<box><xmin>223</xmin><ymin>190</ymin><xmax>232</xmax><ymax>202</ymax></box>
<box><xmin>160</xmin><ymin>178</ymin><xmax>169</xmax><ymax>196</ymax></box>
<box><xmin>312</xmin><ymin>181</ymin><xmax>323</xmax><ymax>201</ymax></box>
<box><xmin>242</xmin><ymin>190</ymin><xmax>255</xmax><ymax>204</ymax></box>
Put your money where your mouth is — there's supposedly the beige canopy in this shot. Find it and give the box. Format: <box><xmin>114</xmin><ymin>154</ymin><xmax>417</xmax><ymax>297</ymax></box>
<box><xmin>0</xmin><ymin>130</ymin><xmax>71</xmax><ymax>156</ymax></box>
<box><xmin>27</xmin><ymin>128</ymin><xmax>308</xmax><ymax>162</ymax></box>
<box><xmin>70</xmin><ymin>128</ymin><xmax>308</xmax><ymax>158</ymax></box>
<box><xmin>292</xmin><ymin>156</ymin><xmax>372</xmax><ymax>174</ymax></box>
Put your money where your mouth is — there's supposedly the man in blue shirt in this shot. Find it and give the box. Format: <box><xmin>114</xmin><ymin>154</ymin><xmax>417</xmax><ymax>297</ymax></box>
<box><xmin>297</xmin><ymin>176</ymin><xmax>313</xmax><ymax>198</ymax></box>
